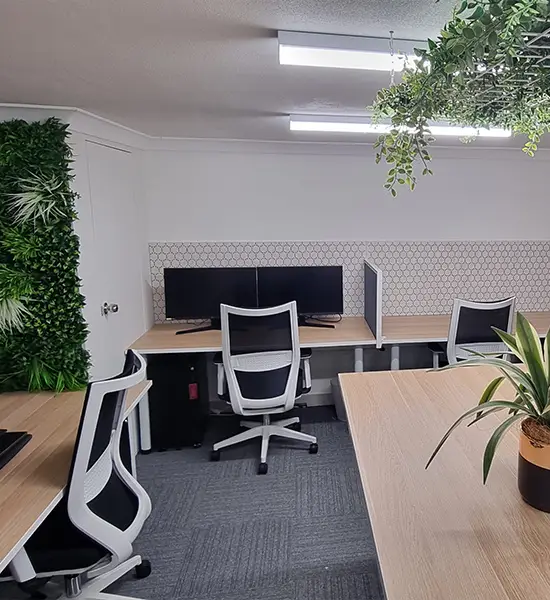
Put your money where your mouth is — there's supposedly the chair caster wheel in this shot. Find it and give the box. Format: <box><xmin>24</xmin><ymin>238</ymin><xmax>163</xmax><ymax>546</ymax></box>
<box><xmin>290</xmin><ymin>422</ymin><xmax>302</xmax><ymax>432</ymax></box>
<box><xmin>309</xmin><ymin>443</ymin><xmax>319</xmax><ymax>454</ymax></box>
<box><xmin>258</xmin><ymin>462</ymin><xmax>268</xmax><ymax>475</ymax></box>
<box><xmin>210</xmin><ymin>449</ymin><xmax>221</xmax><ymax>461</ymax></box>
<box><xmin>135</xmin><ymin>559</ymin><xmax>151</xmax><ymax>579</ymax></box>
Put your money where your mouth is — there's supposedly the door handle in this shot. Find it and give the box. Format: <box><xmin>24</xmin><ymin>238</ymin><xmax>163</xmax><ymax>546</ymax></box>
<box><xmin>101</xmin><ymin>302</ymin><xmax>119</xmax><ymax>316</ymax></box>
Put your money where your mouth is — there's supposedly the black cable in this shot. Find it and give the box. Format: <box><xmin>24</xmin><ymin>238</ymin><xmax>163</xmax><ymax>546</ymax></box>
<box><xmin>304</xmin><ymin>314</ymin><xmax>343</xmax><ymax>324</ymax></box>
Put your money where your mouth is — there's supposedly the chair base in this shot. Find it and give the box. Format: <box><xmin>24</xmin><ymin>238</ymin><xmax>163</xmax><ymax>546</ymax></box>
<box><xmin>61</xmin><ymin>555</ymin><xmax>149</xmax><ymax>600</ymax></box>
<box><xmin>0</xmin><ymin>556</ymin><xmax>150</xmax><ymax>600</ymax></box>
<box><xmin>212</xmin><ymin>415</ymin><xmax>317</xmax><ymax>472</ymax></box>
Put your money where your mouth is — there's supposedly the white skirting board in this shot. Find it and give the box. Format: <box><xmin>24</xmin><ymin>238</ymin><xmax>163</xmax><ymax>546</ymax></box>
<box><xmin>302</xmin><ymin>377</ymin><xmax>334</xmax><ymax>406</ymax></box>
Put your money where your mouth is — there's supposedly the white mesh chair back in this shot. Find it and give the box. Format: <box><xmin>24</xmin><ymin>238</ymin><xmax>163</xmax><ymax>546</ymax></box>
<box><xmin>66</xmin><ymin>350</ymin><xmax>152</xmax><ymax>571</ymax></box>
<box><xmin>220</xmin><ymin>302</ymin><xmax>301</xmax><ymax>415</ymax></box>
<box><xmin>447</xmin><ymin>297</ymin><xmax>516</xmax><ymax>363</ymax></box>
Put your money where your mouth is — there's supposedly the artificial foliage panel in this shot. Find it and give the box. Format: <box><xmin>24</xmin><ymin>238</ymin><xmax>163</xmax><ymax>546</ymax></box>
<box><xmin>374</xmin><ymin>0</ymin><xmax>550</xmax><ymax>194</ymax></box>
<box><xmin>0</xmin><ymin>118</ymin><xmax>89</xmax><ymax>392</ymax></box>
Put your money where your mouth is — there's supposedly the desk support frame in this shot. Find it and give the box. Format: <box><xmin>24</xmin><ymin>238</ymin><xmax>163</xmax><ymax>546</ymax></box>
<box><xmin>390</xmin><ymin>346</ymin><xmax>400</xmax><ymax>371</ymax></box>
<box><xmin>9</xmin><ymin>548</ymin><xmax>36</xmax><ymax>583</ymax></box>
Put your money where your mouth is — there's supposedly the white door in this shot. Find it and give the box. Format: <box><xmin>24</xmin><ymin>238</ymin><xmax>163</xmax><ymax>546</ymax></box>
<box><xmin>84</xmin><ymin>141</ymin><xmax>146</xmax><ymax>379</ymax></box>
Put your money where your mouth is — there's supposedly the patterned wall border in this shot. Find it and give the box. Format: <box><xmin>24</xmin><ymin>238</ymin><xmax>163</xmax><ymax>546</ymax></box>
<box><xmin>149</xmin><ymin>241</ymin><xmax>550</xmax><ymax>322</ymax></box>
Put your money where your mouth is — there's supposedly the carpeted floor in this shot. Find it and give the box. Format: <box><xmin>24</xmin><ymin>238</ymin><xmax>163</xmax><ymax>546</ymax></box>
<box><xmin>111</xmin><ymin>407</ymin><xmax>385</xmax><ymax>600</ymax></box>
<box><xmin>0</xmin><ymin>408</ymin><xmax>385</xmax><ymax>600</ymax></box>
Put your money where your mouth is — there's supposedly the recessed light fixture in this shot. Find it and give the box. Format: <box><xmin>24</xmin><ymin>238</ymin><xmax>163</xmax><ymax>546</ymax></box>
<box><xmin>278</xmin><ymin>31</ymin><xmax>422</xmax><ymax>72</ymax></box>
<box><xmin>289</xmin><ymin>115</ymin><xmax>512</xmax><ymax>138</ymax></box>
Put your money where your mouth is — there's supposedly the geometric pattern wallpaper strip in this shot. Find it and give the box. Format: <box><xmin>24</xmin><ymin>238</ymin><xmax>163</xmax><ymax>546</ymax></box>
<box><xmin>149</xmin><ymin>241</ymin><xmax>550</xmax><ymax>323</ymax></box>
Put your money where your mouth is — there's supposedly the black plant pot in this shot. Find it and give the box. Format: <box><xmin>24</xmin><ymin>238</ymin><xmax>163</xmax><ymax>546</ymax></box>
<box><xmin>518</xmin><ymin>418</ymin><xmax>550</xmax><ymax>513</ymax></box>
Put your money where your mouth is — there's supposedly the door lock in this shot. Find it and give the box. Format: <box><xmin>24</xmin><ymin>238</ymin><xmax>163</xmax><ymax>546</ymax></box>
<box><xmin>101</xmin><ymin>302</ymin><xmax>119</xmax><ymax>316</ymax></box>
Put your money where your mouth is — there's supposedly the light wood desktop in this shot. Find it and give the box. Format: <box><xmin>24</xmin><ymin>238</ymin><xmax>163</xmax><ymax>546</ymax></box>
<box><xmin>340</xmin><ymin>367</ymin><xmax>550</xmax><ymax>600</ymax></box>
<box><xmin>0</xmin><ymin>380</ymin><xmax>151</xmax><ymax>574</ymax></box>
<box><xmin>131</xmin><ymin>316</ymin><xmax>376</xmax><ymax>354</ymax></box>
<box><xmin>382</xmin><ymin>310</ymin><xmax>550</xmax><ymax>344</ymax></box>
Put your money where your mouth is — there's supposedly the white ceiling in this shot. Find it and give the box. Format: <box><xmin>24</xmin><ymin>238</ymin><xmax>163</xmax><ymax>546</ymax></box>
<box><xmin>0</xmin><ymin>0</ymin><xmax>457</xmax><ymax>140</ymax></box>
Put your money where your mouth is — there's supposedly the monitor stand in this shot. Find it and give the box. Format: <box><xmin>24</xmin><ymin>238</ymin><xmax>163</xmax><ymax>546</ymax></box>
<box><xmin>175</xmin><ymin>318</ymin><xmax>221</xmax><ymax>335</ymax></box>
<box><xmin>298</xmin><ymin>316</ymin><xmax>335</xmax><ymax>329</ymax></box>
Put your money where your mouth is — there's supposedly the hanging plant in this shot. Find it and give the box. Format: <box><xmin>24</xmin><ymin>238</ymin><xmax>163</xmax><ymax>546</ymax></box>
<box><xmin>373</xmin><ymin>0</ymin><xmax>550</xmax><ymax>195</ymax></box>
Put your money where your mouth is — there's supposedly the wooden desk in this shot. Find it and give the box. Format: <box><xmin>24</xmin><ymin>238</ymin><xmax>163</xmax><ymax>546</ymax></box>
<box><xmin>382</xmin><ymin>311</ymin><xmax>550</xmax><ymax>369</ymax></box>
<box><xmin>382</xmin><ymin>310</ymin><xmax>550</xmax><ymax>344</ymax></box>
<box><xmin>131</xmin><ymin>318</ymin><xmax>375</xmax><ymax>453</ymax></box>
<box><xmin>339</xmin><ymin>367</ymin><xmax>550</xmax><ymax>600</ymax></box>
<box><xmin>0</xmin><ymin>381</ymin><xmax>151</xmax><ymax>574</ymax></box>
<box><xmin>131</xmin><ymin>316</ymin><xmax>376</xmax><ymax>354</ymax></box>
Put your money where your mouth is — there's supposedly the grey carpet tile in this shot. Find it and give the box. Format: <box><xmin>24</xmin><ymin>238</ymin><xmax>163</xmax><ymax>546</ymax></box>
<box><xmin>296</xmin><ymin>562</ymin><xmax>386</xmax><ymax>600</ymax></box>
<box><xmin>295</xmin><ymin>466</ymin><xmax>368</xmax><ymax>518</ymax></box>
<box><xmin>289</xmin><ymin>514</ymin><xmax>379</xmax><ymax>570</ymax></box>
<box><xmin>141</xmin><ymin>478</ymin><xmax>202</xmax><ymax>534</ymax></box>
<box><xmin>173</xmin><ymin>519</ymin><xmax>291</xmax><ymax>598</ymax></box>
<box><xmin>187</xmin><ymin>477</ymin><xmax>298</xmax><ymax>525</ymax></box>
<box><xmin>184</xmin><ymin>581</ymin><xmax>297</xmax><ymax>600</ymax></box>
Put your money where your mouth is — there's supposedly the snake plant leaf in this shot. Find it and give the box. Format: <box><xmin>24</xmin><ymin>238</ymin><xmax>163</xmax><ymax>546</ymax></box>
<box><xmin>426</xmin><ymin>400</ymin><xmax>533</xmax><ymax>470</ymax></box>
<box><xmin>544</xmin><ymin>329</ymin><xmax>550</xmax><ymax>379</ymax></box>
<box><xmin>515</xmin><ymin>313</ymin><xmax>548</xmax><ymax>408</ymax></box>
<box><xmin>482</xmin><ymin>414</ymin><xmax>525</xmax><ymax>483</ymax></box>
<box><xmin>474</xmin><ymin>376</ymin><xmax>505</xmax><ymax>420</ymax></box>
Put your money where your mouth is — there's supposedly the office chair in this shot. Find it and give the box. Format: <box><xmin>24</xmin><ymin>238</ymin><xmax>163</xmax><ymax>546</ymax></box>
<box><xmin>0</xmin><ymin>350</ymin><xmax>152</xmax><ymax>600</ymax></box>
<box><xmin>211</xmin><ymin>302</ymin><xmax>318</xmax><ymax>475</ymax></box>
<box><xmin>430</xmin><ymin>297</ymin><xmax>516</xmax><ymax>368</ymax></box>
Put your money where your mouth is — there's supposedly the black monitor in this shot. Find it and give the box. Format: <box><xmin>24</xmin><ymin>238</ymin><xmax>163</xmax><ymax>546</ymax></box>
<box><xmin>257</xmin><ymin>266</ymin><xmax>343</xmax><ymax>318</ymax></box>
<box><xmin>164</xmin><ymin>267</ymin><xmax>258</xmax><ymax>322</ymax></box>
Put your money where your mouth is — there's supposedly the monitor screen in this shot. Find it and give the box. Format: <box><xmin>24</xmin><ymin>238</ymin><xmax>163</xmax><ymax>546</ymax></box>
<box><xmin>257</xmin><ymin>266</ymin><xmax>343</xmax><ymax>315</ymax></box>
<box><xmin>164</xmin><ymin>268</ymin><xmax>258</xmax><ymax>319</ymax></box>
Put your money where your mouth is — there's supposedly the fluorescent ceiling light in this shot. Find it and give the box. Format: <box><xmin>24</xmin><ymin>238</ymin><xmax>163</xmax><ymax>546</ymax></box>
<box><xmin>290</xmin><ymin>119</ymin><xmax>392</xmax><ymax>134</ymax></box>
<box><xmin>428</xmin><ymin>126</ymin><xmax>511</xmax><ymax>138</ymax></box>
<box><xmin>289</xmin><ymin>115</ymin><xmax>512</xmax><ymax>138</ymax></box>
<box><xmin>278</xmin><ymin>31</ymin><xmax>422</xmax><ymax>72</ymax></box>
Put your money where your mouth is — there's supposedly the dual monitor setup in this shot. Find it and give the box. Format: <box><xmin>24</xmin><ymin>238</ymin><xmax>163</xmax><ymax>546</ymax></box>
<box><xmin>164</xmin><ymin>266</ymin><xmax>343</xmax><ymax>334</ymax></box>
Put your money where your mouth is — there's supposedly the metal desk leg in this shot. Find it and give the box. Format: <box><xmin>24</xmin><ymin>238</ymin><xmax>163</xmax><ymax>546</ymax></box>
<box><xmin>9</xmin><ymin>548</ymin><xmax>36</xmax><ymax>582</ymax></box>
<box><xmin>127</xmin><ymin>409</ymin><xmax>139</xmax><ymax>476</ymax></box>
<box><xmin>390</xmin><ymin>345</ymin><xmax>400</xmax><ymax>371</ymax></box>
<box><xmin>354</xmin><ymin>347</ymin><xmax>364</xmax><ymax>373</ymax></box>
<box><xmin>138</xmin><ymin>393</ymin><xmax>152</xmax><ymax>453</ymax></box>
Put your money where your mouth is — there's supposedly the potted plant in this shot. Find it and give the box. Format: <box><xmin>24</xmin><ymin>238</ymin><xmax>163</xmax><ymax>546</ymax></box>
<box><xmin>426</xmin><ymin>312</ymin><xmax>550</xmax><ymax>512</ymax></box>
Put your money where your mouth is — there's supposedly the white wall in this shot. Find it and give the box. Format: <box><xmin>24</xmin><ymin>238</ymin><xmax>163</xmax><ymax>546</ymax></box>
<box><xmin>144</xmin><ymin>142</ymin><xmax>550</xmax><ymax>241</ymax></box>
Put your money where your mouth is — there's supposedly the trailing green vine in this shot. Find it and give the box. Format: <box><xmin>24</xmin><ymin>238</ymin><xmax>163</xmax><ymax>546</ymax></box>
<box><xmin>373</xmin><ymin>0</ymin><xmax>550</xmax><ymax>194</ymax></box>
<box><xmin>0</xmin><ymin>118</ymin><xmax>89</xmax><ymax>392</ymax></box>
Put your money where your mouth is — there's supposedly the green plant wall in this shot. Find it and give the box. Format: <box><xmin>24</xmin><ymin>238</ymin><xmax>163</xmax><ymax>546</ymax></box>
<box><xmin>0</xmin><ymin>118</ymin><xmax>89</xmax><ymax>392</ymax></box>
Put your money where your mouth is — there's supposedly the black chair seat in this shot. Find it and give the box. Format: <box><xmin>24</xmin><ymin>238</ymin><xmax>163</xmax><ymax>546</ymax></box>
<box><xmin>1</xmin><ymin>501</ymin><xmax>107</xmax><ymax>576</ymax></box>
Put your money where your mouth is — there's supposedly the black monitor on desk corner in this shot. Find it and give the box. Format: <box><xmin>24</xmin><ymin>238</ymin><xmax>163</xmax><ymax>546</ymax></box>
<box><xmin>164</xmin><ymin>267</ymin><xmax>258</xmax><ymax>334</ymax></box>
<box><xmin>257</xmin><ymin>266</ymin><xmax>343</xmax><ymax>328</ymax></box>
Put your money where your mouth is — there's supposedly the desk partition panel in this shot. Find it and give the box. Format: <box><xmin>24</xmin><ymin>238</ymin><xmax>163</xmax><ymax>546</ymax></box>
<box><xmin>364</xmin><ymin>260</ymin><xmax>383</xmax><ymax>348</ymax></box>
<box><xmin>149</xmin><ymin>241</ymin><xmax>550</xmax><ymax>324</ymax></box>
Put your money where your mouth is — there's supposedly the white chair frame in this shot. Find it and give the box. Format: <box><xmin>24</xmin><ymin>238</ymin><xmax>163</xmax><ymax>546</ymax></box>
<box><xmin>446</xmin><ymin>297</ymin><xmax>516</xmax><ymax>365</ymax></box>
<box><xmin>2</xmin><ymin>351</ymin><xmax>152</xmax><ymax>600</ymax></box>
<box><xmin>214</xmin><ymin>302</ymin><xmax>317</xmax><ymax>469</ymax></box>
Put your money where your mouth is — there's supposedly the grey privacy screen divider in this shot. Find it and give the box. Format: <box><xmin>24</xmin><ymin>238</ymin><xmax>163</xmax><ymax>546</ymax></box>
<box><xmin>364</xmin><ymin>260</ymin><xmax>383</xmax><ymax>348</ymax></box>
